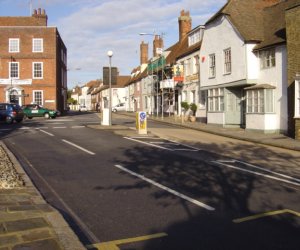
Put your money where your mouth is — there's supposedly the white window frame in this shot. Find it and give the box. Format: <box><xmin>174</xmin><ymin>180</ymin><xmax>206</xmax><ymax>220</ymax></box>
<box><xmin>33</xmin><ymin>90</ymin><xmax>43</xmax><ymax>106</ymax></box>
<box><xmin>9</xmin><ymin>38</ymin><xmax>20</xmax><ymax>53</ymax></box>
<box><xmin>224</xmin><ymin>48</ymin><xmax>231</xmax><ymax>74</ymax></box>
<box><xmin>246</xmin><ymin>89</ymin><xmax>274</xmax><ymax>114</ymax></box>
<box><xmin>208</xmin><ymin>88</ymin><xmax>224</xmax><ymax>112</ymax></box>
<box><xmin>295</xmin><ymin>79</ymin><xmax>300</xmax><ymax>117</ymax></box>
<box><xmin>191</xmin><ymin>90</ymin><xmax>196</xmax><ymax>103</ymax></box>
<box><xmin>32</xmin><ymin>38</ymin><xmax>43</xmax><ymax>52</ymax></box>
<box><xmin>209</xmin><ymin>54</ymin><xmax>216</xmax><ymax>78</ymax></box>
<box><xmin>260</xmin><ymin>49</ymin><xmax>276</xmax><ymax>69</ymax></box>
<box><xmin>9</xmin><ymin>62</ymin><xmax>19</xmax><ymax>79</ymax></box>
<box><xmin>32</xmin><ymin>62</ymin><xmax>43</xmax><ymax>79</ymax></box>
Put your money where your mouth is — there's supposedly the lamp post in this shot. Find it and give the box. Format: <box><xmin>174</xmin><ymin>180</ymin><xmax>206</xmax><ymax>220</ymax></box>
<box><xmin>107</xmin><ymin>50</ymin><xmax>113</xmax><ymax>126</ymax></box>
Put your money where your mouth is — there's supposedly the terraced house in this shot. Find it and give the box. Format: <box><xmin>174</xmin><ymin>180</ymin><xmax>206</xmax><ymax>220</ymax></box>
<box><xmin>200</xmin><ymin>0</ymin><xmax>300</xmax><ymax>136</ymax></box>
<box><xmin>0</xmin><ymin>8</ymin><xmax>67</xmax><ymax>112</ymax></box>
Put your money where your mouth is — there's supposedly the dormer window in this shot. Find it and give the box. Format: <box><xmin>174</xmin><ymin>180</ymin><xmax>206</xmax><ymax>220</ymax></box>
<box><xmin>260</xmin><ymin>48</ymin><xmax>276</xmax><ymax>69</ymax></box>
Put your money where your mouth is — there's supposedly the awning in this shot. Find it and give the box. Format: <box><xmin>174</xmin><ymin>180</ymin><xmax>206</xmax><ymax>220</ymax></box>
<box><xmin>200</xmin><ymin>79</ymin><xmax>257</xmax><ymax>90</ymax></box>
<box><xmin>244</xmin><ymin>84</ymin><xmax>276</xmax><ymax>90</ymax></box>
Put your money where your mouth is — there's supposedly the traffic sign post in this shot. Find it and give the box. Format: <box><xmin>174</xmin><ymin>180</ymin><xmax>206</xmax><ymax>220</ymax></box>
<box><xmin>136</xmin><ymin>111</ymin><xmax>147</xmax><ymax>135</ymax></box>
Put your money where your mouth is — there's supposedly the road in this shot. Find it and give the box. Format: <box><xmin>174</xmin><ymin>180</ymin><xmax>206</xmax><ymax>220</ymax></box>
<box><xmin>1</xmin><ymin>112</ymin><xmax>300</xmax><ymax>250</ymax></box>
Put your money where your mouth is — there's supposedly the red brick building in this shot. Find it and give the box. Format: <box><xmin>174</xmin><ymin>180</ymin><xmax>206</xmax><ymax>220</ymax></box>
<box><xmin>0</xmin><ymin>8</ymin><xmax>67</xmax><ymax>112</ymax></box>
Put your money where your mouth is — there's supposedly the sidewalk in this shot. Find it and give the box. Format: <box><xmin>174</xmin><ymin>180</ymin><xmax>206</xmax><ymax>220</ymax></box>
<box><xmin>0</xmin><ymin>142</ymin><xmax>85</xmax><ymax>250</ymax></box>
<box><xmin>117</xmin><ymin>112</ymin><xmax>300</xmax><ymax>152</ymax></box>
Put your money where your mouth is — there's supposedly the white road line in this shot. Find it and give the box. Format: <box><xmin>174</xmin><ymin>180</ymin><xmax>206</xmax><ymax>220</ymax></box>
<box><xmin>124</xmin><ymin>137</ymin><xmax>173</xmax><ymax>151</ymax></box>
<box><xmin>53</xmin><ymin>126</ymin><xmax>67</xmax><ymax>129</ymax></box>
<box><xmin>114</xmin><ymin>164</ymin><xmax>215</xmax><ymax>211</ymax></box>
<box><xmin>39</xmin><ymin>129</ymin><xmax>54</xmax><ymax>137</ymax></box>
<box><xmin>35</xmin><ymin>127</ymin><xmax>48</xmax><ymax>129</ymax></box>
<box><xmin>49</xmin><ymin>122</ymin><xmax>65</xmax><ymax>125</ymax></box>
<box><xmin>62</xmin><ymin>139</ymin><xmax>95</xmax><ymax>155</ymax></box>
<box><xmin>71</xmin><ymin>126</ymin><xmax>85</xmax><ymax>128</ymax></box>
<box><xmin>151</xmin><ymin>142</ymin><xmax>180</xmax><ymax>145</ymax></box>
<box><xmin>235</xmin><ymin>160</ymin><xmax>300</xmax><ymax>183</ymax></box>
<box><xmin>18</xmin><ymin>127</ymin><xmax>30</xmax><ymax>130</ymax></box>
<box><xmin>212</xmin><ymin>161</ymin><xmax>300</xmax><ymax>187</ymax></box>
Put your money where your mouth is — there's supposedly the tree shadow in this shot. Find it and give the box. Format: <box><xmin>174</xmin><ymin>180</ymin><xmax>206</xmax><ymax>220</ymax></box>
<box><xmin>106</xmin><ymin>141</ymin><xmax>300</xmax><ymax>249</ymax></box>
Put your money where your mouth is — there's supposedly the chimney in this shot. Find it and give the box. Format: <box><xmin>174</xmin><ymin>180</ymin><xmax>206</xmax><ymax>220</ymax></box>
<box><xmin>32</xmin><ymin>8</ymin><xmax>48</xmax><ymax>26</ymax></box>
<box><xmin>153</xmin><ymin>35</ymin><xmax>164</xmax><ymax>57</ymax></box>
<box><xmin>140</xmin><ymin>41</ymin><xmax>148</xmax><ymax>65</ymax></box>
<box><xmin>178</xmin><ymin>10</ymin><xmax>192</xmax><ymax>42</ymax></box>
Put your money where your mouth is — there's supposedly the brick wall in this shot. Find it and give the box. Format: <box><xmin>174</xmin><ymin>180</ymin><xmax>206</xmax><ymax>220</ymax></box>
<box><xmin>0</xmin><ymin>18</ymin><xmax>67</xmax><ymax>111</ymax></box>
<box><xmin>286</xmin><ymin>4</ymin><xmax>300</xmax><ymax>138</ymax></box>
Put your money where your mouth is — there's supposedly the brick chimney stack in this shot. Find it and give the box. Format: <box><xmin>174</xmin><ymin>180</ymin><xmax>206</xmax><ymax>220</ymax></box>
<box><xmin>178</xmin><ymin>10</ymin><xmax>192</xmax><ymax>42</ymax></box>
<box><xmin>32</xmin><ymin>8</ymin><xmax>48</xmax><ymax>26</ymax></box>
<box><xmin>153</xmin><ymin>35</ymin><xmax>163</xmax><ymax>57</ymax></box>
<box><xmin>140</xmin><ymin>41</ymin><xmax>148</xmax><ymax>65</ymax></box>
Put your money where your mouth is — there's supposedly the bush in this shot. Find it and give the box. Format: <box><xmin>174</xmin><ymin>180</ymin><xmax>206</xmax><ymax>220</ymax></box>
<box><xmin>189</xmin><ymin>103</ymin><xmax>197</xmax><ymax>116</ymax></box>
<box><xmin>181</xmin><ymin>101</ymin><xmax>189</xmax><ymax>114</ymax></box>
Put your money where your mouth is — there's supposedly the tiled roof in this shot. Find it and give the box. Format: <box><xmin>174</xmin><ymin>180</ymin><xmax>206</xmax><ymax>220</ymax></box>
<box><xmin>254</xmin><ymin>0</ymin><xmax>300</xmax><ymax>50</ymax></box>
<box><xmin>175</xmin><ymin>36</ymin><xmax>201</xmax><ymax>60</ymax></box>
<box><xmin>206</xmin><ymin>0</ymin><xmax>282</xmax><ymax>42</ymax></box>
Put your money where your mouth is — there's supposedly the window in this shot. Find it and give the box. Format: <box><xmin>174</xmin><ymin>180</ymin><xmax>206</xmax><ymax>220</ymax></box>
<box><xmin>247</xmin><ymin>89</ymin><xmax>274</xmax><ymax>113</ymax></box>
<box><xmin>191</xmin><ymin>90</ymin><xmax>195</xmax><ymax>103</ymax></box>
<box><xmin>33</xmin><ymin>39</ymin><xmax>43</xmax><ymax>52</ymax></box>
<box><xmin>194</xmin><ymin>55</ymin><xmax>199</xmax><ymax>74</ymax></box>
<box><xmin>33</xmin><ymin>90</ymin><xmax>43</xmax><ymax>106</ymax></box>
<box><xmin>9</xmin><ymin>39</ymin><xmax>19</xmax><ymax>52</ymax></box>
<box><xmin>260</xmin><ymin>49</ymin><xmax>276</xmax><ymax>69</ymax></box>
<box><xmin>9</xmin><ymin>62</ymin><xmax>19</xmax><ymax>79</ymax></box>
<box><xmin>199</xmin><ymin>90</ymin><xmax>206</xmax><ymax>109</ymax></box>
<box><xmin>185</xmin><ymin>58</ymin><xmax>192</xmax><ymax>76</ymax></box>
<box><xmin>295</xmin><ymin>80</ymin><xmax>300</xmax><ymax>117</ymax></box>
<box><xmin>224</xmin><ymin>48</ymin><xmax>231</xmax><ymax>74</ymax></box>
<box><xmin>33</xmin><ymin>62</ymin><xmax>43</xmax><ymax>79</ymax></box>
<box><xmin>209</xmin><ymin>54</ymin><xmax>216</xmax><ymax>78</ymax></box>
<box><xmin>208</xmin><ymin>88</ymin><xmax>224</xmax><ymax>112</ymax></box>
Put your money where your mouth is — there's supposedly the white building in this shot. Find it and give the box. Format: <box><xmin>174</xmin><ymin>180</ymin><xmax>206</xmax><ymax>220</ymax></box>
<box><xmin>200</xmin><ymin>0</ymin><xmax>291</xmax><ymax>133</ymax></box>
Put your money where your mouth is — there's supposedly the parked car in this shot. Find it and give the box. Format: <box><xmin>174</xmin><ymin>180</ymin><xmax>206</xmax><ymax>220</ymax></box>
<box><xmin>112</xmin><ymin>103</ymin><xmax>125</xmax><ymax>112</ymax></box>
<box><xmin>0</xmin><ymin>103</ymin><xmax>24</xmax><ymax>124</ymax></box>
<box><xmin>79</xmin><ymin>105</ymin><xmax>88</xmax><ymax>112</ymax></box>
<box><xmin>22</xmin><ymin>104</ymin><xmax>57</xmax><ymax>119</ymax></box>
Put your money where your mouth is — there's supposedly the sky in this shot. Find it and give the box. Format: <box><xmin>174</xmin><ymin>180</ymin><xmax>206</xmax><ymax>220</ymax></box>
<box><xmin>0</xmin><ymin>0</ymin><xmax>227</xmax><ymax>89</ymax></box>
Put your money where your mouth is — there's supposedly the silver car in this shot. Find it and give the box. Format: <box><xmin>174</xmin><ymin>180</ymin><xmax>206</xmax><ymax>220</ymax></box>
<box><xmin>112</xmin><ymin>103</ymin><xmax>125</xmax><ymax>112</ymax></box>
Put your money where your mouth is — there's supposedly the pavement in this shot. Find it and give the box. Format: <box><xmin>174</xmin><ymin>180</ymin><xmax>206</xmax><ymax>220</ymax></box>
<box><xmin>115</xmin><ymin>112</ymin><xmax>300</xmax><ymax>152</ymax></box>
<box><xmin>1</xmin><ymin>111</ymin><xmax>300</xmax><ymax>250</ymax></box>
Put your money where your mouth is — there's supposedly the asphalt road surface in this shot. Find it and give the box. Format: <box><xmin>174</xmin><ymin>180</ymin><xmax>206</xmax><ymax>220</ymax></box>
<box><xmin>1</xmin><ymin>112</ymin><xmax>300</xmax><ymax>250</ymax></box>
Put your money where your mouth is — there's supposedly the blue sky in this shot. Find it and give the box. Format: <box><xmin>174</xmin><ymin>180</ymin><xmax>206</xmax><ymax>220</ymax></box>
<box><xmin>0</xmin><ymin>0</ymin><xmax>227</xmax><ymax>88</ymax></box>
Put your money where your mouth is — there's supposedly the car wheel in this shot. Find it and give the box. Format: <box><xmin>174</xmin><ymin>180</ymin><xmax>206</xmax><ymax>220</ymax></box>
<box><xmin>16</xmin><ymin>119</ymin><xmax>23</xmax><ymax>123</ymax></box>
<box><xmin>5</xmin><ymin>116</ymin><xmax>13</xmax><ymax>124</ymax></box>
<box><xmin>44</xmin><ymin>113</ymin><xmax>50</xmax><ymax>119</ymax></box>
<box><xmin>28</xmin><ymin>117</ymin><xmax>33</xmax><ymax>119</ymax></box>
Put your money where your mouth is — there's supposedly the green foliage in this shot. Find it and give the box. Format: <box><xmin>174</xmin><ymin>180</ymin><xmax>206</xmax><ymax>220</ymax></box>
<box><xmin>67</xmin><ymin>98</ymin><xmax>77</xmax><ymax>105</ymax></box>
<box><xmin>181</xmin><ymin>101</ymin><xmax>189</xmax><ymax>112</ymax></box>
<box><xmin>189</xmin><ymin>103</ymin><xmax>197</xmax><ymax>116</ymax></box>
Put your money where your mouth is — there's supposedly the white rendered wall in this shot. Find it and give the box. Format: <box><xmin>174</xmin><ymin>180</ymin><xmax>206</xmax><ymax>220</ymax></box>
<box><xmin>200</xmin><ymin>16</ymin><xmax>247</xmax><ymax>88</ymax></box>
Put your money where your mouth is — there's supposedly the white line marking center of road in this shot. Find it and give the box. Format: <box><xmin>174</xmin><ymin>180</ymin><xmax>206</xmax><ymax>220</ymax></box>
<box><xmin>39</xmin><ymin>129</ymin><xmax>54</xmax><ymax>137</ymax></box>
<box><xmin>114</xmin><ymin>164</ymin><xmax>215</xmax><ymax>211</ymax></box>
<box><xmin>62</xmin><ymin>139</ymin><xmax>95</xmax><ymax>155</ymax></box>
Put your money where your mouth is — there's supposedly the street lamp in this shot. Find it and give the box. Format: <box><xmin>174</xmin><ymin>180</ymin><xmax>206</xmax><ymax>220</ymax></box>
<box><xmin>107</xmin><ymin>50</ymin><xmax>113</xmax><ymax>126</ymax></box>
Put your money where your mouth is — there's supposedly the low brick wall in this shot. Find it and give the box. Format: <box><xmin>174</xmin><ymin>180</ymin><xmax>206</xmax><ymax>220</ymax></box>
<box><xmin>295</xmin><ymin>119</ymin><xmax>300</xmax><ymax>140</ymax></box>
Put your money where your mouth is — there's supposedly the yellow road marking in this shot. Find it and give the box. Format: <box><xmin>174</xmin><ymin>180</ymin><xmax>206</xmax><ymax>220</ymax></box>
<box><xmin>233</xmin><ymin>209</ymin><xmax>300</xmax><ymax>223</ymax></box>
<box><xmin>86</xmin><ymin>232</ymin><xmax>168</xmax><ymax>250</ymax></box>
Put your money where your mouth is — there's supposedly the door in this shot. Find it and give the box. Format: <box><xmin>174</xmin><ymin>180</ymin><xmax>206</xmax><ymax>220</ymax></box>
<box><xmin>225</xmin><ymin>88</ymin><xmax>243</xmax><ymax>126</ymax></box>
